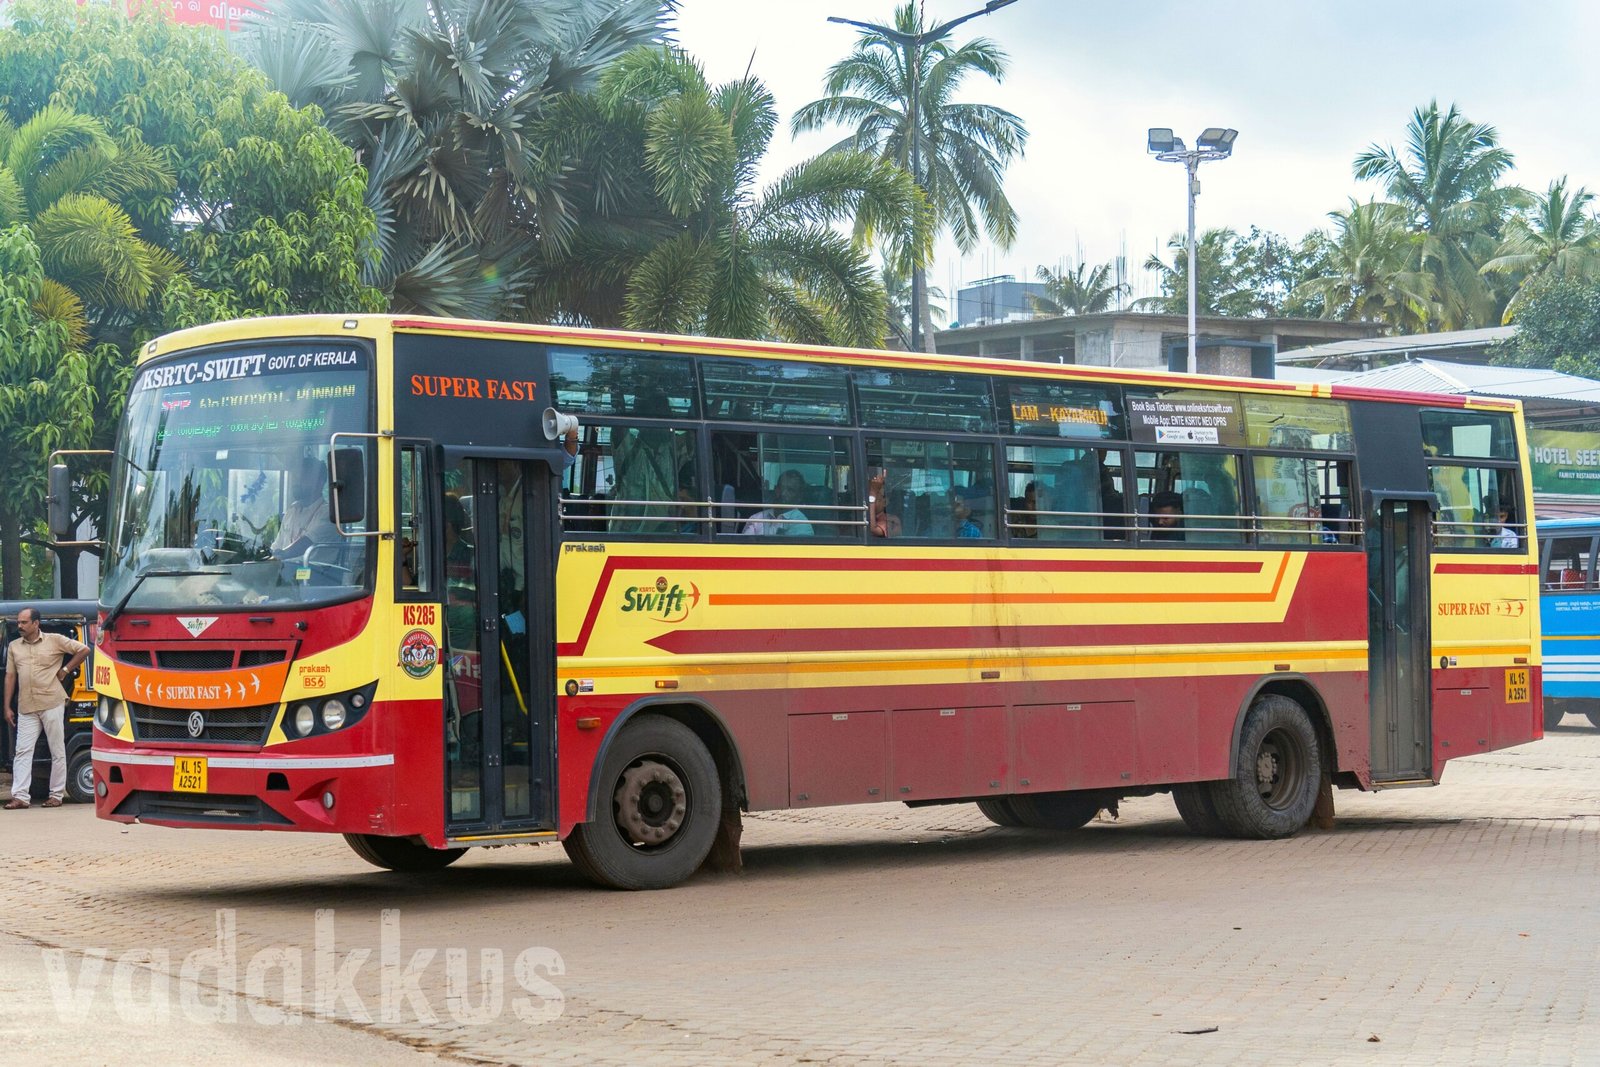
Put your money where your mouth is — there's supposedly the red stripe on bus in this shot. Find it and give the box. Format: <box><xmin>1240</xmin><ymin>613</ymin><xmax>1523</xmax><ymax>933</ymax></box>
<box><xmin>1433</xmin><ymin>562</ymin><xmax>1538</xmax><ymax>575</ymax></box>
<box><xmin>556</xmin><ymin>554</ymin><xmax>1266</xmax><ymax>657</ymax></box>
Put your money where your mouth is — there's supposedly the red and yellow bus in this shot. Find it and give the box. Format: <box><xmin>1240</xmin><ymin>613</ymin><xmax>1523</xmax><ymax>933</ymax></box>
<box><xmin>90</xmin><ymin>315</ymin><xmax>1542</xmax><ymax>888</ymax></box>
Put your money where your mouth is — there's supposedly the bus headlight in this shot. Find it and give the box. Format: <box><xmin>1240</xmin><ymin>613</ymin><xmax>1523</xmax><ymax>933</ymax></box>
<box><xmin>97</xmin><ymin>698</ymin><xmax>125</xmax><ymax>734</ymax></box>
<box><xmin>321</xmin><ymin>699</ymin><xmax>347</xmax><ymax>731</ymax></box>
<box><xmin>293</xmin><ymin>704</ymin><xmax>316</xmax><ymax>736</ymax></box>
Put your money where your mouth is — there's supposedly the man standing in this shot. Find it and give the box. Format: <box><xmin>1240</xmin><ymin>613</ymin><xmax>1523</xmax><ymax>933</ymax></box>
<box><xmin>4</xmin><ymin>607</ymin><xmax>89</xmax><ymax>809</ymax></box>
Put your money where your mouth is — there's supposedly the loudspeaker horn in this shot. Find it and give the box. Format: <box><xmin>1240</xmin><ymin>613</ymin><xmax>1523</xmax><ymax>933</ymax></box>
<box><xmin>542</xmin><ymin>406</ymin><xmax>580</xmax><ymax>441</ymax></box>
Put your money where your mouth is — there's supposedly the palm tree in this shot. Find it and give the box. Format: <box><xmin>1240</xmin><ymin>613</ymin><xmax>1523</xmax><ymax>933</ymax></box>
<box><xmin>0</xmin><ymin>105</ymin><xmax>179</xmax><ymax>347</ymax></box>
<box><xmin>1292</xmin><ymin>200</ymin><xmax>1433</xmax><ymax>331</ymax></box>
<box><xmin>582</xmin><ymin>47</ymin><xmax>924</xmax><ymax>347</ymax></box>
<box><xmin>1136</xmin><ymin>229</ymin><xmax>1252</xmax><ymax>316</ymax></box>
<box><xmin>792</xmin><ymin>2</ymin><xmax>1027</xmax><ymax>350</ymax></box>
<box><xmin>238</xmin><ymin>0</ymin><xmax>670</xmax><ymax>318</ymax></box>
<box><xmin>880</xmin><ymin>262</ymin><xmax>945</xmax><ymax>348</ymax></box>
<box><xmin>1029</xmin><ymin>261</ymin><xmax>1127</xmax><ymax>316</ymax></box>
<box><xmin>1353</xmin><ymin>100</ymin><xmax>1524</xmax><ymax>329</ymax></box>
<box><xmin>1482</xmin><ymin>177</ymin><xmax>1600</xmax><ymax>321</ymax></box>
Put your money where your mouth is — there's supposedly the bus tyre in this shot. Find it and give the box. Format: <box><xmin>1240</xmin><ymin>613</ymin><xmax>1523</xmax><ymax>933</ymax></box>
<box><xmin>344</xmin><ymin>834</ymin><xmax>466</xmax><ymax>872</ymax></box>
<box><xmin>1209</xmin><ymin>695</ymin><xmax>1321</xmax><ymax>839</ymax></box>
<box><xmin>66</xmin><ymin>750</ymin><xmax>95</xmax><ymax>805</ymax></box>
<box><xmin>1544</xmin><ymin>699</ymin><xmax>1566</xmax><ymax>731</ymax></box>
<box><xmin>562</xmin><ymin>716</ymin><xmax>721</xmax><ymax>891</ymax></box>
<box><xmin>1586</xmin><ymin>708</ymin><xmax>1600</xmax><ymax>731</ymax></box>
<box><xmin>1005</xmin><ymin>791</ymin><xmax>1101</xmax><ymax>831</ymax></box>
<box><xmin>1171</xmin><ymin>782</ymin><xmax>1225</xmax><ymax>836</ymax></box>
<box><xmin>976</xmin><ymin>797</ymin><xmax>1027</xmax><ymax>827</ymax></box>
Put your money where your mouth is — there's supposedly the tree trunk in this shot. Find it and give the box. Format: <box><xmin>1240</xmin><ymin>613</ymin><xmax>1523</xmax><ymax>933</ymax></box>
<box><xmin>914</xmin><ymin>265</ymin><xmax>937</xmax><ymax>353</ymax></box>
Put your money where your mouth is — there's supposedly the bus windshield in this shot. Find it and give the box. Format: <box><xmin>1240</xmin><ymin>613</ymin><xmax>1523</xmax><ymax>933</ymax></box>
<box><xmin>101</xmin><ymin>342</ymin><xmax>373</xmax><ymax>613</ymax></box>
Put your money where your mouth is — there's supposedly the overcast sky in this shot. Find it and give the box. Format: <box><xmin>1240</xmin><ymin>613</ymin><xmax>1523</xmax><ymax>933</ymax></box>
<box><xmin>673</xmin><ymin>0</ymin><xmax>1600</xmax><ymax>310</ymax></box>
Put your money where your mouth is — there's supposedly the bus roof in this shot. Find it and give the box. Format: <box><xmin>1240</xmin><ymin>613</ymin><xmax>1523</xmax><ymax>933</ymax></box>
<box><xmin>142</xmin><ymin>313</ymin><xmax>1520</xmax><ymax>414</ymax></box>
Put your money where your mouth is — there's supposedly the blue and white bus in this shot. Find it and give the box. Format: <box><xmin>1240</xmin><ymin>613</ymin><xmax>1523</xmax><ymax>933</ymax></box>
<box><xmin>1538</xmin><ymin>517</ymin><xmax>1600</xmax><ymax>730</ymax></box>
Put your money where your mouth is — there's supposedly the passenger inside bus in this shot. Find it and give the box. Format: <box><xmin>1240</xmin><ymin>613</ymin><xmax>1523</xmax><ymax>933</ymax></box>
<box><xmin>1148</xmin><ymin>491</ymin><xmax>1185</xmax><ymax>541</ymax></box>
<box><xmin>954</xmin><ymin>486</ymin><xmax>990</xmax><ymax>538</ymax></box>
<box><xmin>743</xmin><ymin>470</ymin><xmax>814</xmax><ymax>536</ymax></box>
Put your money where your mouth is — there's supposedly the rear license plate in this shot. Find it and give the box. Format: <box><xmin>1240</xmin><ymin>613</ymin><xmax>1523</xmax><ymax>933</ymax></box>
<box><xmin>173</xmin><ymin>756</ymin><xmax>208</xmax><ymax>793</ymax></box>
<box><xmin>1505</xmin><ymin>668</ymin><xmax>1530</xmax><ymax>704</ymax></box>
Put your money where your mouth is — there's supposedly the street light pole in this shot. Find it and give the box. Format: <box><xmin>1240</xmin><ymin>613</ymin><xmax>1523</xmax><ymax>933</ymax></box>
<box><xmin>1147</xmin><ymin>127</ymin><xmax>1238</xmax><ymax>375</ymax></box>
<box><xmin>828</xmin><ymin>0</ymin><xmax>1018</xmax><ymax>352</ymax></box>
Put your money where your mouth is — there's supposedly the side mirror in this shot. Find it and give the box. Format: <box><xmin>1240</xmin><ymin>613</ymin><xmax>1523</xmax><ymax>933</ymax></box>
<box><xmin>329</xmin><ymin>448</ymin><xmax>366</xmax><ymax>526</ymax></box>
<box><xmin>47</xmin><ymin>463</ymin><xmax>72</xmax><ymax>540</ymax></box>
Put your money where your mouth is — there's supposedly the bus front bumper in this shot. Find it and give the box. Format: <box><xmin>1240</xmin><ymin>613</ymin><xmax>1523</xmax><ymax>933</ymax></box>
<box><xmin>92</xmin><ymin>748</ymin><xmax>400</xmax><ymax>834</ymax></box>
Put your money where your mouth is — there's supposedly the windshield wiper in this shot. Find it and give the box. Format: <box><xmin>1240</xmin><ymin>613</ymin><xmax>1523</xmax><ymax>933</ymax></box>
<box><xmin>103</xmin><ymin>568</ymin><xmax>223</xmax><ymax>632</ymax></box>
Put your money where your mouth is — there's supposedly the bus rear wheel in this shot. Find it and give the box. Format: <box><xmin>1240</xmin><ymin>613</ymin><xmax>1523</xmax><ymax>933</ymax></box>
<box><xmin>1005</xmin><ymin>791</ymin><xmax>1101</xmax><ymax>830</ymax></box>
<box><xmin>975</xmin><ymin>797</ymin><xmax>1027</xmax><ymax>827</ymax></box>
<box><xmin>1208</xmin><ymin>694</ymin><xmax>1321</xmax><ymax>839</ymax></box>
<box><xmin>562</xmin><ymin>715</ymin><xmax>720</xmax><ymax>890</ymax></box>
<box><xmin>1544</xmin><ymin>698</ymin><xmax>1567</xmax><ymax>730</ymax></box>
<box><xmin>1171</xmin><ymin>782</ymin><xmax>1225</xmax><ymax>836</ymax></box>
<box><xmin>344</xmin><ymin>834</ymin><xmax>466</xmax><ymax>872</ymax></box>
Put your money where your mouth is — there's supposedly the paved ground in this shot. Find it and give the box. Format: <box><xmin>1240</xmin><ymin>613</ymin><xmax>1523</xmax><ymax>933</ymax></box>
<box><xmin>2</xmin><ymin>715</ymin><xmax>1599</xmax><ymax>1066</ymax></box>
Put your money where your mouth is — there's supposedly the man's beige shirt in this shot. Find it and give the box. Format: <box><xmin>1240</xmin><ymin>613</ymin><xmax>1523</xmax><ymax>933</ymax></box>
<box><xmin>6</xmin><ymin>632</ymin><xmax>88</xmax><ymax>715</ymax></box>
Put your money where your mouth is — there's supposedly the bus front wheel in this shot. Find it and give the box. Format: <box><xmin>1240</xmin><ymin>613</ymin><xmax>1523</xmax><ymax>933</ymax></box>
<box><xmin>1208</xmin><ymin>694</ymin><xmax>1321</xmax><ymax>839</ymax></box>
<box><xmin>345</xmin><ymin>834</ymin><xmax>466</xmax><ymax>872</ymax></box>
<box><xmin>563</xmin><ymin>715</ymin><xmax>721</xmax><ymax>890</ymax></box>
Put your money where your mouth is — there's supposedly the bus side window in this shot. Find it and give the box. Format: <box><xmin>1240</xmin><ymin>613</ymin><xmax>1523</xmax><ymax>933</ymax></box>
<box><xmin>1136</xmin><ymin>450</ymin><xmax>1245</xmax><ymax>544</ymax></box>
<box><xmin>399</xmin><ymin>444</ymin><xmax>431</xmax><ymax>593</ymax></box>
<box><xmin>866</xmin><ymin>438</ymin><xmax>995</xmax><ymax>541</ymax></box>
<box><xmin>1428</xmin><ymin>462</ymin><xmax>1522</xmax><ymax>550</ymax></box>
<box><xmin>1544</xmin><ymin>536</ymin><xmax>1593</xmax><ymax>589</ymax></box>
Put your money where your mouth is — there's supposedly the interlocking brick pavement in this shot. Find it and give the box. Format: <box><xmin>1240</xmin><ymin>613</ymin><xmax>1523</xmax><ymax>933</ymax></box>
<box><xmin>1</xmin><ymin>720</ymin><xmax>1598</xmax><ymax>1065</ymax></box>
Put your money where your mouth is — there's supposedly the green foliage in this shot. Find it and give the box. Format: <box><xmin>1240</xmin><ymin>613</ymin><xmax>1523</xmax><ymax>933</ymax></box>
<box><xmin>0</xmin><ymin>0</ymin><xmax>384</xmax><ymax>335</ymax></box>
<box><xmin>1139</xmin><ymin>228</ymin><xmax>1301</xmax><ymax>318</ymax></box>
<box><xmin>1491</xmin><ymin>277</ymin><xmax>1600</xmax><ymax>377</ymax></box>
<box><xmin>1291</xmin><ymin>201</ymin><xmax>1434</xmax><ymax>329</ymax></box>
<box><xmin>1351</xmin><ymin>100</ymin><xmax>1524</xmax><ymax>329</ymax></box>
<box><xmin>240</xmin><ymin>0</ymin><xmax>669</xmax><ymax>318</ymax></box>
<box><xmin>793</xmin><ymin>2</ymin><xmax>1025</xmax><ymax>347</ymax></box>
<box><xmin>581</xmin><ymin>47</ymin><xmax>922</xmax><ymax>347</ymax></box>
<box><xmin>0</xmin><ymin>226</ymin><xmax>93</xmax><ymax>595</ymax></box>
<box><xmin>1482</xmin><ymin>177</ymin><xmax>1600</xmax><ymax>321</ymax></box>
<box><xmin>0</xmin><ymin>0</ymin><xmax>384</xmax><ymax>593</ymax></box>
<box><xmin>1030</xmin><ymin>261</ymin><xmax>1127</xmax><ymax>316</ymax></box>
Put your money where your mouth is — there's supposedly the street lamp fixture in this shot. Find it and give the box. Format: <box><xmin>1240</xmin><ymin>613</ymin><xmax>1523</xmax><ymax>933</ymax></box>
<box><xmin>827</xmin><ymin>0</ymin><xmax>1019</xmax><ymax>352</ymax></box>
<box><xmin>1147</xmin><ymin>126</ymin><xmax>1238</xmax><ymax>375</ymax></box>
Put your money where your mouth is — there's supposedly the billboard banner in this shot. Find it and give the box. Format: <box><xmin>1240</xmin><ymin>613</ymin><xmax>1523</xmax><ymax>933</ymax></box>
<box><xmin>1529</xmin><ymin>428</ymin><xmax>1600</xmax><ymax>496</ymax></box>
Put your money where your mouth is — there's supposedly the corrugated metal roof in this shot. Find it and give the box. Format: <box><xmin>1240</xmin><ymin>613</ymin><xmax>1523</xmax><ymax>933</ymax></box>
<box><xmin>1333</xmin><ymin>359</ymin><xmax>1600</xmax><ymax>404</ymax></box>
<box><xmin>1277</xmin><ymin>326</ymin><xmax>1516</xmax><ymax>364</ymax></box>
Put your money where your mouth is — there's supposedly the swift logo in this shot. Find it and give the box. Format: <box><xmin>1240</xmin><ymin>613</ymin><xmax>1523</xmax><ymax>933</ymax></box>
<box><xmin>620</xmin><ymin>577</ymin><xmax>701</xmax><ymax>623</ymax></box>
<box><xmin>177</xmin><ymin>616</ymin><xmax>219</xmax><ymax>637</ymax></box>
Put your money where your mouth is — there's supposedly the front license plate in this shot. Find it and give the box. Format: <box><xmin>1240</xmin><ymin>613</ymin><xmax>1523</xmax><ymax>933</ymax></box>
<box><xmin>1505</xmin><ymin>668</ymin><xmax>1530</xmax><ymax>704</ymax></box>
<box><xmin>173</xmin><ymin>756</ymin><xmax>208</xmax><ymax>793</ymax></box>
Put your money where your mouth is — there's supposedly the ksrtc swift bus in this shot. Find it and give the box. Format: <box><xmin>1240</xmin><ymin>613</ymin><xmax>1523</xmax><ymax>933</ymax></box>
<box><xmin>87</xmin><ymin>315</ymin><xmax>1543</xmax><ymax>888</ymax></box>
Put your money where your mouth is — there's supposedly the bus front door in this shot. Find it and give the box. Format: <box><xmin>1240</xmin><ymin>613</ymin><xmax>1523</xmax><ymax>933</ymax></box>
<box><xmin>1367</xmin><ymin>497</ymin><xmax>1433</xmax><ymax>783</ymax></box>
<box><xmin>443</xmin><ymin>457</ymin><xmax>556</xmax><ymax>835</ymax></box>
